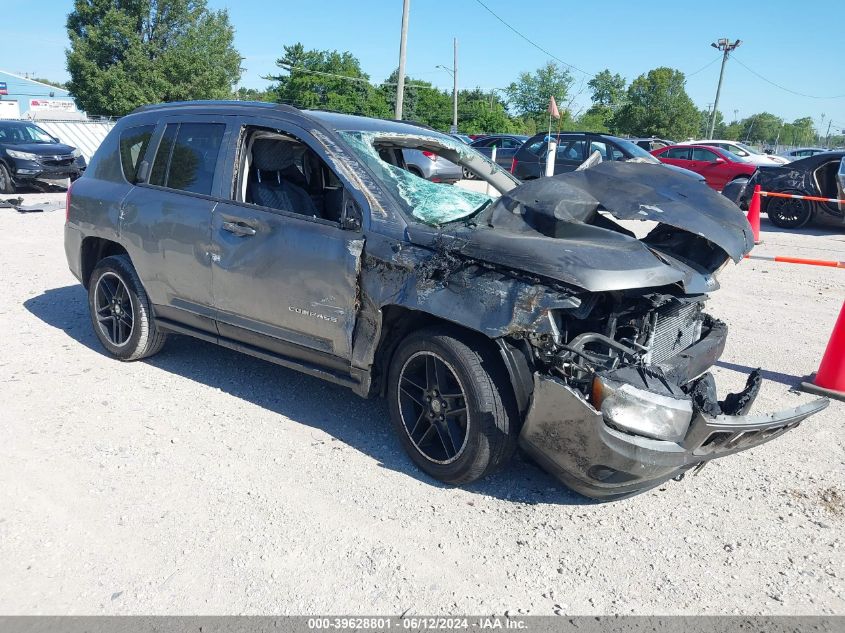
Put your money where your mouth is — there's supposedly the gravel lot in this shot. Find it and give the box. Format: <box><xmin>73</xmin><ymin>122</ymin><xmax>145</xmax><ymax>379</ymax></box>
<box><xmin>0</xmin><ymin>191</ymin><xmax>843</xmax><ymax>615</ymax></box>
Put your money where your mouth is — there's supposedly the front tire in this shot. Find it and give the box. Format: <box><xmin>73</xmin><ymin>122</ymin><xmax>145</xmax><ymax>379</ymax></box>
<box><xmin>767</xmin><ymin>196</ymin><xmax>814</xmax><ymax>229</ymax></box>
<box><xmin>88</xmin><ymin>255</ymin><xmax>166</xmax><ymax>361</ymax></box>
<box><xmin>0</xmin><ymin>163</ymin><xmax>15</xmax><ymax>194</ymax></box>
<box><xmin>387</xmin><ymin>327</ymin><xmax>518</xmax><ymax>485</ymax></box>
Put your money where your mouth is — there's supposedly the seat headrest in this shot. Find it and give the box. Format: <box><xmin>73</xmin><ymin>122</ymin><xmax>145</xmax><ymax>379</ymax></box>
<box><xmin>252</xmin><ymin>138</ymin><xmax>305</xmax><ymax>172</ymax></box>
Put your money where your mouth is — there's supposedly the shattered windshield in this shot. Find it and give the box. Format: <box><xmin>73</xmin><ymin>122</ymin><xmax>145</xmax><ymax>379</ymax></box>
<box><xmin>339</xmin><ymin>130</ymin><xmax>494</xmax><ymax>226</ymax></box>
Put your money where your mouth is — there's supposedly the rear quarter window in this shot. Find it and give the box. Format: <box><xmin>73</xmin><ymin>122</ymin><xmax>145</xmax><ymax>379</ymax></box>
<box><xmin>523</xmin><ymin>139</ymin><xmax>545</xmax><ymax>155</ymax></box>
<box><xmin>119</xmin><ymin>125</ymin><xmax>155</xmax><ymax>183</ymax></box>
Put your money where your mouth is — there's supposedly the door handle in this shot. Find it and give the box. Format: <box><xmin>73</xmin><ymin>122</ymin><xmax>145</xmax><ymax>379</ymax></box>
<box><xmin>222</xmin><ymin>221</ymin><xmax>256</xmax><ymax>237</ymax></box>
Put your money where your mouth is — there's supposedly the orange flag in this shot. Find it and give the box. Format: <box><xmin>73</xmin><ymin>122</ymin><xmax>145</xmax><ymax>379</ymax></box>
<box><xmin>548</xmin><ymin>96</ymin><xmax>560</xmax><ymax>119</ymax></box>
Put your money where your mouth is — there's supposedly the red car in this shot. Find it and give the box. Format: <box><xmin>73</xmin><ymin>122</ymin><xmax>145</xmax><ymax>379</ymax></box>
<box><xmin>651</xmin><ymin>144</ymin><xmax>757</xmax><ymax>191</ymax></box>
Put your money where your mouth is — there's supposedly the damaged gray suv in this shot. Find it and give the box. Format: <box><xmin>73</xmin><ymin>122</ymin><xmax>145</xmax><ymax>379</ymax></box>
<box><xmin>65</xmin><ymin>101</ymin><xmax>828</xmax><ymax>500</ymax></box>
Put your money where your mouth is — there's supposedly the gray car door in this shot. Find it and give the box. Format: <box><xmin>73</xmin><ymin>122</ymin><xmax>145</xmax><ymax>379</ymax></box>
<box><xmin>120</xmin><ymin>115</ymin><xmax>234</xmax><ymax>334</ymax></box>
<box><xmin>210</xmin><ymin>117</ymin><xmax>364</xmax><ymax>363</ymax></box>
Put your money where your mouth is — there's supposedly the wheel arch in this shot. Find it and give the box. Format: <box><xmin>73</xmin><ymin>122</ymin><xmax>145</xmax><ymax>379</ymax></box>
<box><xmin>80</xmin><ymin>237</ymin><xmax>129</xmax><ymax>288</ymax></box>
<box><xmin>369</xmin><ymin>304</ymin><xmax>532</xmax><ymax>416</ymax></box>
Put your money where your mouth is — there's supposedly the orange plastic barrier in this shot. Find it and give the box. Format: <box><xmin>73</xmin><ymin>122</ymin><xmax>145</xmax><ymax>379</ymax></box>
<box><xmin>744</xmin><ymin>254</ymin><xmax>845</xmax><ymax>268</ymax></box>
<box><xmin>760</xmin><ymin>191</ymin><xmax>845</xmax><ymax>205</ymax></box>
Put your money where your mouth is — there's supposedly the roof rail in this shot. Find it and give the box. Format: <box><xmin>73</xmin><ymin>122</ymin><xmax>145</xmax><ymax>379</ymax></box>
<box><xmin>130</xmin><ymin>100</ymin><xmax>301</xmax><ymax>115</ymax></box>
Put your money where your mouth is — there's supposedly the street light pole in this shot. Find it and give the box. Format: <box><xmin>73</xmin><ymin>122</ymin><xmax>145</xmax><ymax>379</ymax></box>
<box><xmin>394</xmin><ymin>0</ymin><xmax>411</xmax><ymax>120</ymax></box>
<box><xmin>451</xmin><ymin>38</ymin><xmax>458</xmax><ymax>134</ymax></box>
<box><xmin>708</xmin><ymin>38</ymin><xmax>741</xmax><ymax>138</ymax></box>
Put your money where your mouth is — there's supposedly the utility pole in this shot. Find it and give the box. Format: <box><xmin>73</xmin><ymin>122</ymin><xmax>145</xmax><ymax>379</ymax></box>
<box><xmin>436</xmin><ymin>39</ymin><xmax>458</xmax><ymax>133</ymax></box>
<box><xmin>394</xmin><ymin>0</ymin><xmax>411</xmax><ymax>120</ymax></box>
<box><xmin>825</xmin><ymin>120</ymin><xmax>832</xmax><ymax>148</ymax></box>
<box><xmin>451</xmin><ymin>38</ymin><xmax>458</xmax><ymax>134</ymax></box>
<box><xmin>708</xmin><ymin>38</ymin><xmax>741</xmax><ymax>138</ymax></box>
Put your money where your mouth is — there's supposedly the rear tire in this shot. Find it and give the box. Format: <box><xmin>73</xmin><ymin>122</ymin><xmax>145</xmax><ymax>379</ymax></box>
<box><xmin>462</xmin><ymin>167</ymin><xmax>476</xmax><ymax>180</ymax></box>
<box><xmin>387</xmin><ymin>327</ymin><xmax>519</xmax><ymax>485</ymax></box>
<box><xmin>0</xmin><ymin>163</ymin><xmax>15</xmax><ymax>194</ymax></box>
<box><xmin>767</xmin><ymin>196</ymin><xmax>814</xmax><ymax>229</ymax></box>
<box><xmin>88</xmin><ymin>255</ymin><xmax>167</xmax><ymax>361</ymax></box>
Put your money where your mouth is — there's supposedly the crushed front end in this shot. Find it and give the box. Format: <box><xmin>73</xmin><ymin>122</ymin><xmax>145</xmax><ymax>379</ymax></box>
<box><xmin>517</xmin><ymin>292</ymin><xmax>828</xmax><ymax>500</ymax></box>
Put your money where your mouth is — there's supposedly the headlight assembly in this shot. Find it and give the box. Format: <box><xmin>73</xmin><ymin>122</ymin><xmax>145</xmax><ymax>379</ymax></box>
<box><xmin>592</xmin><ymin>375</ymin><xmax>693</xmax><ymax>443</ymax></box>
<box><xmin>71</xmin><ymin>148</ymin><xmax>81</xmax><ymax>158</ymax></box>
<box><xmin>7</xmin><ymin>149</ymin><xmax>41</xmax><ymax>161</ymax></box>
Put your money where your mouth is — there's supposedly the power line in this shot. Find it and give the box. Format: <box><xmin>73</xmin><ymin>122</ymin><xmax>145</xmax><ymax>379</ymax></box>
<box><xmin>732</xmin><ymin>55</ymin><xmax>845</xmax><ymax>99</ymax></box>
<box><xmin>685</xmin><ymin>56</ymin><xmax>722</xmax><ymax>78</ymax></box>
<box><xmin>274</xmin><ymin>62</ymin><xmax>443</xmax><ymax>91</ymax></box>
<box><xmin>472</xmin><ymin>1</ymin><xmax>747</xmax><ymax>89</ymax></box>
<box><xmin>472</xmin><ymin>0</ymin><xmax>594</xmax><ymax>77</ymax></box>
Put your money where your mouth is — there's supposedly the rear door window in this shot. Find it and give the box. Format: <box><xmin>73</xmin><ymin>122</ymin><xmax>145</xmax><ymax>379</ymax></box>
<box><xmin>556</xmin><ymin>139</ymin><xmax>585</xmax><ymax>161</ymax></box>
<box><xmin>149</xmin><ymin>122</ymin><xmax>225</xmax><ymax>196</ymax></box>
<box><xmin>119</xmin><ymin>124</ymin><xmax>155</xmax><ymax>182</ymax></box>
<box><xmin>664</xmin><ymin>147</ymin><xmax>691</xmax><ymax>160</ymax></box>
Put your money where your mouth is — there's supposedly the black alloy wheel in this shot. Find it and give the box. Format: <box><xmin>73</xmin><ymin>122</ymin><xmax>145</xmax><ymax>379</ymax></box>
<box><xmin>94</xmin><ymin>271</ymin><xmax>134</xmax><ymax>347</ymax></box>
<box><xmin>87</xmin><ymin>254</ymin><xmax>167</xmax><ymax>361</ymax></box>
<box><xmin>398</xmin><ymin>351</ymin><xmax>469</xmax><ymax>464</ymax></box>
<box><xmin>767</xmin><ymin>196</ymin><xmax>814</xmax><ymax>229</ymax></box>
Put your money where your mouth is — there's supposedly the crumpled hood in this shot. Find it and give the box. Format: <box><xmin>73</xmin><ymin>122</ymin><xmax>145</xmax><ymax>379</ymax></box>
<box><xmin>486</xmin><ymin>161</ymin><xmax>754</xmax><ymax>261</ymax></box>
<box><xmin>408</xmin><ymin>162</ymin><xmax>754</xmax><ymax>293</ymax></box>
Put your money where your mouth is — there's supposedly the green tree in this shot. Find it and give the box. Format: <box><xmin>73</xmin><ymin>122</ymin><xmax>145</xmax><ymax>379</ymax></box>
<box><xmin>738</xmin><ymin>112</ymin><xmax>783</xmax><ymax>144</ymax></box>
<box><xmin>781</xmin><ymin>116</ymin><xmax>815</xmax><ymax>147</ymax></box>
<box><xmin>380</xmin><ymin>68</ymin><xmax>452</xmax><ymax>128</ymax></box>
<box><xmin>700</xmin><ymin>108</ymin><xmax>727</xmax><ymax>138</ymax></box>
<box><xmin>587</xmin><ymin>69</ymin><xmax>626</xmax><ymax>107</ymax></box>
<box><xmin>576</xmin><ymin>109</ymin><xmax>611</xmax><ymax>133</ymax></box>
<box><xmin>582</xmin><ymin>70</ymin><xmax>626</xmax><ymax>132</ymax></box>
<box><xmin>233</xmin><ymin>86</ymin><xmax>273</xmax><ymax>102</ymax></box>
<box><xmin>613</xmin><ymin>67</ymin><xmax>699</xmax><ymax>140</ymax></box>
<box><xmin>723</xmin><ymin>121</ymin><xmax>743</xmax><ymax>141</ymax></box>
<box><xmin>266</xmin><ymin>43</ymin><xmax>389</xmax><ymax>117</ymax></box>
<box><xmin>504</xmin><ymin>61</ymin><xmax>573</xmax><ymax>129</ymax></box>
<box><xmin>66</xmin><ymin>0</ymin><xmax>242</xmax><ymax>117</ymax></box>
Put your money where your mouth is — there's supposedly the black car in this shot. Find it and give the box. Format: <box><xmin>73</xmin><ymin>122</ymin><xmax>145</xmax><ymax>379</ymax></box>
<box><xmin>724</xmin><ymin>151</ymin><xmax>845</xmax><ymax>229</ymax></box>
<box><xmin>467</xmin><ymin>134</ymin><xmax>528</xmax><ymax>176</ymax></box>
<box><xmin>512</xmin><ymin>132</ymin><xmax>672</xmax><ymax>180</ymax></box>
<box><xmin>64</xmin><ymin>101</ymin><xmax>826</xmax><ymax>500</ymax></box>
<box><xmin>0</xmin><ymin>120</ymin><xmax>86</xmax><ymax>193</ymax></box>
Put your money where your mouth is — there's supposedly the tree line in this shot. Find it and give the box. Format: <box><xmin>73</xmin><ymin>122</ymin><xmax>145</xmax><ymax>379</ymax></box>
<box><xmin>64</xmin><ymin>0</ymin><xmax>843</xmax><ymax>148</ymax></box>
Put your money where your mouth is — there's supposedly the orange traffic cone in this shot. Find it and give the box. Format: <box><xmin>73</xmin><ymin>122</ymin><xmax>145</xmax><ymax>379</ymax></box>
<box><xmin>747</xmin><ymin>184</ymin><xmax>762</xmax><ymax>245</ymax></box>
<box><xmin>801</xmin><ymin>300</ymin><xmax>845</xmax><ymax>402</ymax></box>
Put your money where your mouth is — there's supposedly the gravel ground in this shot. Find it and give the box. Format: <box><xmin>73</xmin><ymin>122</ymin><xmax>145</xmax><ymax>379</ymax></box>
<box><xmin>0</xmin><ymin>191</ymin><xmax>843</xmax><ymax>615</ymax></box>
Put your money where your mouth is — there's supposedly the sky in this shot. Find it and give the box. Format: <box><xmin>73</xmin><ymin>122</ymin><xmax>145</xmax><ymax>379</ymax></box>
<box><xmin>2</xmin><ymin>0</ymin><xmax>844</xmax><ymax>134</ymax></box>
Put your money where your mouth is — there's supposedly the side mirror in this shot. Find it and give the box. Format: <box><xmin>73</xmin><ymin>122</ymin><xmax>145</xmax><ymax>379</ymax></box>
<box><xmin>51</xmin><ymin>135</ymin><xmax>61</xmax><ymax>143</ymax></box>
<box><xmin>713</xmin><ymin>157</ymin><xmax>726</xmax><ymax>164</ymax></box>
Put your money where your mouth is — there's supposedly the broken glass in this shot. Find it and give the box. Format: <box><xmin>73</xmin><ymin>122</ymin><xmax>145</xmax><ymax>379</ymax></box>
<box><xmin>339</xmin><ymin>131</ymin><xmax>493</xmax><ymax>226</ymax></box>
